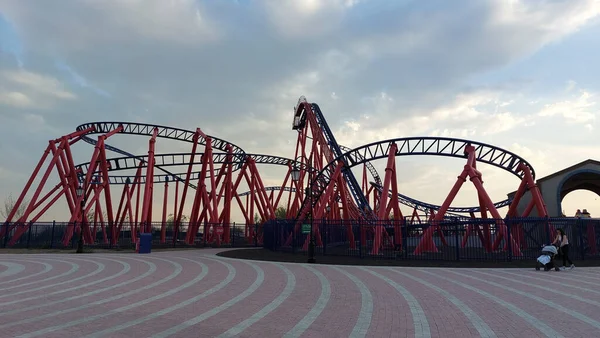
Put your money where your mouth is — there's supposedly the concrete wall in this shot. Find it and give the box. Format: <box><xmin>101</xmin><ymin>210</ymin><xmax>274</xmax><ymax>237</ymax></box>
<box><xmin>507</xmin><ymin>189</ymin><xmax>537</xmax><ymax>217</ymax></box>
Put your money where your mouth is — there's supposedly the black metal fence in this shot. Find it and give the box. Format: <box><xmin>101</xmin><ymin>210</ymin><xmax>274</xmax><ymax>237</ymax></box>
<box><xmin>263</xmin><ymin>218</ymin><xmax>600</xmax><ymax>261</ymax></box>
<box><xmin>0</xmin><ymin>222</ymin><xmax>258</xmax><ymax>250</ymax></box>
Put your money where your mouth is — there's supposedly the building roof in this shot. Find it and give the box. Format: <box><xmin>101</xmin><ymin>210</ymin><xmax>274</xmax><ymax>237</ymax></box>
<box><xmin>535</xmin><ymin>159</ymin><xmax>600</xmax><ymax>183</ymax></box>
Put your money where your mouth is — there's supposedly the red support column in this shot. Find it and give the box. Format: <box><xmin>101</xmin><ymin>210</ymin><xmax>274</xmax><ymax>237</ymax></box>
<box><xmin>141</xmin><ymin>128</ymin><xmax>158</xmax><ymax>233</ymax></box>
<box><xmin>220</xmin><ymin>148</ymin><xmax>234</xmax><ymax>244</ymax></box>
<box><xmin>372</xmin><ymin>143</ymin><xmax>398</xmax><ymax>255</ymax></box>
<box><xmin>414</xmin><ymin>144</ymin><xmax>522</xmax><ymax>256</ymax></box>
<box><xmin>414</xmin><ymin>169</ymin><xmax>468</xmax><ymax>254</ymax></box>
<box><xmin>389</xmin><ymin>160</ymin><xmax>403</xmax><ymax>250</ymax></box>
<box><xmin>175</xmin><ymin>129</ymin><xmax>203</xmax><ymax>242</ymax></box>
<box><xmin>161</xmin><ymin>178</ymin><xmax>169</xmax><ymax>243</ymax></box>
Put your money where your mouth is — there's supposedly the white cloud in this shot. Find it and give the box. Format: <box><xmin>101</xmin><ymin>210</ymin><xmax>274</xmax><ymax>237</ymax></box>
<box><xmin>344</xmin><ymin>120</ymin><xmax>360</xmax><ymax>132</ymax></box>
<box><xmin>538</xmin><ymin>90</ymin><xmax>597</xmax><ymax>124</ymax></box>
<box><xmin>490</xmin><ymin>0</ymin><xmax>600</xmax><ymax>41</ymax></box>
<box><xmin>0</xmin><ymin>91</ymin><xmax>33</xmax><ymax>108</ymax></box>
<box><xmin>2</xmin><ymin>70</ymin><xmax>76</xmax><ymax>100</ymax></box>
<box><xmin>334</xmin><ymin>90</ymin><xmax>531</xmax><ymax>147</ymax></box>
<box><xmin>0</xmin><ymin>70</ymin><xmax>76</xmax><ymax>109</ymax></box>
<box><xmin>260</xmin><ymin>0</ymin><xmax>360</xmax><ymax>38</ymax></box>
<box><xmin>507</xmin><ymin>142</ymin><xmax>550</xmax><ymax>173</ymax></box>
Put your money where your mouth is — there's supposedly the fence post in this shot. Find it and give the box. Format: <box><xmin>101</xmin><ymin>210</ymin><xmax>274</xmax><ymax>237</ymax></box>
<box><xmin>359</xmin><ymin>222</ymin><xmax>363</xmax><ymax>259</ymax></box>
<box><xmin>453</xmin><ymin>222</ymin><xmax>459</xmax><ymax>261</ymax></box>
<box><xmin>292</xmin><ymin>223</ymin><xmax>296</xmax><ymax>253</ymax></box>
<box><xmin>322</xmin><ymin>218</ymin><xmax>327</xmax><ymax>256</ymax></box>
<box><xmin>545</xmin><ymin>217</ymin><xmax>551</xmax><ymax>244</ymax></box>
<box><xmin>2</xmin><ymin>222</ymin><xmax>8</xmax><ymax>248</ymax></box>
<box><xmin>254</xmin><ymin>223</ymin><xmax>258</xmax><ymax>247</ymax></box>
<box><xmin>27</xmin><ymin>222</ymin><xmax>32</xmax><ymax>249</ymax></box>
<box><xmin>403</xmin><ymin>219</ymin><xmax>408</xmax><ymax>259</ymax></box>
<box><xmin>73</xmin><ymin>222</ymin><xmax>78</xmax><ymax>249</ymax></box>
<box><xmin>50</xmin><ymin>220</ymin><xmax>56</xmax><ymax>249</ymax></box>
<box><xmin>507</xmin><ymin>218</ymin><xmax>512</xmax><ymax>262</ymax></box>
<box><xmin>577</xmin><ymin>219</ymin><xmax>585</xmax><ymax>261</ymax></box>
<box><xmin>231</xmin><ymin>223</ymin><xmax>235</xmax><ymax>247</ymax></box>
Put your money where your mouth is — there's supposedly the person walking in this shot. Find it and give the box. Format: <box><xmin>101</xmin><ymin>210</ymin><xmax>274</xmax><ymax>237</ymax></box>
<box><xmin>552</xmin><ymin>228</ymin><xmax>575</xmax><ymax>270</ymax></box>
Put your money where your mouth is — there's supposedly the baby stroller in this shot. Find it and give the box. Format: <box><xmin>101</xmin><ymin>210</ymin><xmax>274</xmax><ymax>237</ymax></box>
<box><xmin>535</xmin><ymin>245</ymin><xmax>560</xmax><ymax>271</ymax></box>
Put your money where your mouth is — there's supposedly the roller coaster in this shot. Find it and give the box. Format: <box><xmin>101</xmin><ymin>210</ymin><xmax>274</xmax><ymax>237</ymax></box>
<box><xmin>1</xmin><ymin>96</ymin><xmax>551</xmax><ymax>256</ymax></box>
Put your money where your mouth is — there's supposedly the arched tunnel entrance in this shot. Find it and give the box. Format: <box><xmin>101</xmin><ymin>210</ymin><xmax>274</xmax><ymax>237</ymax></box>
<box><xmin>557</xmin><ymin>170</ymin><xmax>600</xmax><ymax>217</ymax></box>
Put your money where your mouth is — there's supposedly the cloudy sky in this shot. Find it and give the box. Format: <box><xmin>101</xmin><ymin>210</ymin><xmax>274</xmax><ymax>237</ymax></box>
<box><xmin>1</xmin><ymin>0</ymin><xmax>600</xmax><ymax>221</ymax></box>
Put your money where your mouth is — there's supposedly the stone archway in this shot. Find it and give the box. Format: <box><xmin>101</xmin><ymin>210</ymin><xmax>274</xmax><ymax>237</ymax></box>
<box><xmin>557</xmin><ymin>169</ymin><xmax>600</xmax><ymax>217</ymax></box>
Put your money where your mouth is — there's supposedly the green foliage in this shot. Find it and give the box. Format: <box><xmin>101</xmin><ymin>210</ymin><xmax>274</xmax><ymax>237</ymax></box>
<box><xmin>254</xmin><ymin>206</ymin><xmax>288</xmax><ymax>224</ymax></box>
<box><xmin>275</xmin><ymin>206</ymin><xmax>287</xmax><ymax>219</ymax></box>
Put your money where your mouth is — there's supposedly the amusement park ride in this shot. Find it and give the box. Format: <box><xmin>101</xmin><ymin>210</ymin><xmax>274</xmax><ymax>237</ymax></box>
<box><xmin>1</xmin><ymin>96</ymin><xmax>554</xmax><ymax>256</ymax></box>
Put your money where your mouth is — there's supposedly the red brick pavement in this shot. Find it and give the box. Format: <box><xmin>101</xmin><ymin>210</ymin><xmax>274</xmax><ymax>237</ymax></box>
<box><xmin>0</xmin><ymin>249</ymin><xmax>598</xmax><ymax>337</ymax></box>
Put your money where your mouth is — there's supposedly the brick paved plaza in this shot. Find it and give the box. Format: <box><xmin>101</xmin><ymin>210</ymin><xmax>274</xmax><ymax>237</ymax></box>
<box><xmin>0</xmin><ymin>249</ymin><xmax>598</xmax><ymax>337</ymax></box>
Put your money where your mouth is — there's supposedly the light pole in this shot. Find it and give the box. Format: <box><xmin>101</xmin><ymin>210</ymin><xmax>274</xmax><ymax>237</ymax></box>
<box><xmin>75</xmin><ymin>184</ymin><xmax>86</xmax><ymax>253</ymax></box>
<box><xmin>290</xmin><ymin>161</ymin><xmax>315</xmax><ymax>263</ymax></box>
<box><xmin>290</xmin><ymin>163</ymin><xmax>301</xmax><ymax>248</ymax></box>
<box><xmin>305</xmin><ymin>186</ymin><xmax>316</xmax><ymax>263</ymax></box>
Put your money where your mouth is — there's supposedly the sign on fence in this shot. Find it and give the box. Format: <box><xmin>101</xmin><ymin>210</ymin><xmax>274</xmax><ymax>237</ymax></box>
<box><xmin>215</xmin><ymin>227</ymin><xmax>224</xmax><ymax>235</ymax></box>
<box><xmin>301</xmin><ymin>224</ymin><xmax>311</xmax><ymax>234</ymax></box>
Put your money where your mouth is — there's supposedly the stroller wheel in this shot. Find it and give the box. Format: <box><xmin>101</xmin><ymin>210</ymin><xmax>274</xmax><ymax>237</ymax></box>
<box><xmin>555</xmin><ymin>267</ymin><xmax>560</xmax><ymax>271</ymax></box>
<box><xmin>535</xmin><ymin>266</ymin><xmax>540</xmax><ymax>271</ymax></box>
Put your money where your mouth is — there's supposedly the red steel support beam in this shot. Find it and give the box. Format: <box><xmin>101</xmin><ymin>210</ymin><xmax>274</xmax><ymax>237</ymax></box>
<box><xmin>140</xmin><ymin>127</ymin><xmax>159</xmax><ymax>232</ymax></box>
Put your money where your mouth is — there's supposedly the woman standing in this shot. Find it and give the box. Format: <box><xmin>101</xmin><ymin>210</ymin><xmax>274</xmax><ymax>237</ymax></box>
<box><xmin>552</xmin><ymin>228</ymin><xmax>575</xmax><ymax>270</ymax></box>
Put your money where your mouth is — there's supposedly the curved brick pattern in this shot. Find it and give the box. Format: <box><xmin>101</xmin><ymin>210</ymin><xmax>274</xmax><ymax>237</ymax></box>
<box><xmin>0</xmin><ymin>250</ymin><xmax>598</xmax><ymax>337</ymax></box>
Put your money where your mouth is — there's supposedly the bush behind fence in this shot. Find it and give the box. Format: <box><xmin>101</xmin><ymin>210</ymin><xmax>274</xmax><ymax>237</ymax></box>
<box><xmin>263</xmin><ymin>217</ymin><xmax>600</xmax><ymax>261</ymax></box>
<box><xmin>0</xmin><ymin>222</ymin><xmax>258</xmax><ymax>250</ymax></box>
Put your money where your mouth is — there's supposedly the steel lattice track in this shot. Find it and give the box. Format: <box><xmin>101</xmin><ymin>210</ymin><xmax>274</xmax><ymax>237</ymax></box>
<box><xmin>75</xmin><ymin>153</ymin><xmax>311</xmax><ymax>175</ymax></box>
<box><xmin>301</xmin><ymin>136</ymin><xmax>534</xmax><ymax>219</ymax></box>
<box><xmin>76</xmin><ymin>122</ymin><xmax>246</xmax><ymax>157</ymax></box>
<box><xmin>74</xmin><ymin>123</ymin><xmax>534</xmax><ymax>217</ymax></box>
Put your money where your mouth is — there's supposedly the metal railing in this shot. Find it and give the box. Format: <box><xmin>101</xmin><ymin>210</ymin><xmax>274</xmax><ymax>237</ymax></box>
<box><xmin>263</xmin><ymin>217</ymin><xmax>600</xmax><ymax>261</ymax></box>
<box><xmin>0</xmin><ymin>222</ymin><xmax>258</xmax><ymax>250</ymax></box>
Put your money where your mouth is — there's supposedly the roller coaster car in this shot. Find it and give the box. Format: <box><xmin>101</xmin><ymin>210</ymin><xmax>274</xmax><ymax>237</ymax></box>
<box><xmin>292</xmin><ymin>96</ymin><xmax>308</xmax><ymax>130</ymax></box>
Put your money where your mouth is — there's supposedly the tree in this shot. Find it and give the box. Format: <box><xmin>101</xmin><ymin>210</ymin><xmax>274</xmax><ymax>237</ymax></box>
<box><xmin>275</xmin><ymin>206</ymin><xmax>287</xmax><ymax>220</ymax></box>
<box><xmin>166</xmin><ymin>213</ymin><xmax>189</xmax><ymax>225</ymax></box>
<box><xmin>165</xmin><ymin>213</ymin><xmax>189</xmax><ymax>232</ymax></box>
<box><xmin>1</xmin><ymin>194</ymin><xmax>28</xmax><ymax>222</ymax></box>
<box><xmin>254</xmin><ymin>206</ymin><xmax>288</xmax><ymax>223</ymax></box>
